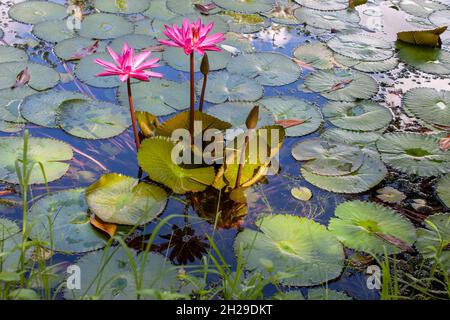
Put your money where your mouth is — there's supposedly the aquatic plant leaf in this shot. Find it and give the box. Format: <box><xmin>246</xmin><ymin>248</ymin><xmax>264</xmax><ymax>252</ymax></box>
<box><xmin>436</xmin><ymin>174</ymin><xmax>450</xmax><ymax>208</ymax></box>
<box><xmin>260</xmin><ymin>97</ymin><xmax>322</xmax><ymax>137</ymax></box>
<box><xmin>376</xmin><ymin>187</ymin><xmax>407</xmax><ymax>203</ymax></box>
<box><xmin>274</xmin><ymin>288</ymin><xmax>351</xmax><ymax>300</ymax></box>
<box><xmin>333</xmin><ymin>53</ymin><xmax>399</xmax><ymax>72</ymax></box>
<box><xmin>90</xmin><ymin>215</ymin><xmax>117</xmax><ymax>238</ymax></box>
<box><xmin>428</xmin><ymin>9</ymin><xmax>450</xmax><ymax>28</ymax></box>
<box><xmin>291</xmin><ymin>187</ymin><xmax>312</xmax><ymax>201</ymax></box>
<box><xmin>54</xmin><ymin>37</ymin><xmax>106</xmax><ymax>61</ymax></box>
<box><xmin>223</xmin><ymin>11</ymin><xmax>271</xmax><ymax>34</ymax></box>
<box><xmin>403</xmin><ymin>87</ymin><xmax>450</xmax><ymax>128</ymax></box>
<box><xmin>214</xmin><ymin>0</ymin><xmax>274</xmax><ymax>14</ymax></box>
<box><xmin>322</xmin><ymin>101</ymin><xmax>392</xmax><ymax>131</ymax></box>
<box><xmin>0</xmin><ymin>62</ymin><xmax>59</xmax><ymax>91</ymax></box>
<box><xmin>75</xmin><ymin>53</ymin><xmax>122</xmax><ymax>88</ymax></box>
<box><xmin>21</xmin><ymin>90</ymin><xmax>88</xmax><ymax>128</ymax></box>
<box><xmin>166</xmin><ymin>0</ymin><xmax>221</xmax><ymax>15</ymax></box>
<box><xmin>396</xmin><ymin>41</ymin><xmax>450</xmax><ymax>75</ymax></box>
<box><xmin>94</xmin><ymin>0</ymin><xmax>151</xmax><ymax>14</ymax></box>
<box><xmin>0</xmin><ymin>218</ymin><xmax>19</xmax><ymax>240</ymax></box>
<box><xmin>79</xmin><ymin>13</ymin><xmax>134</xmax><ymax>40</ymax></box>
<box><xmin>0</xmin><ymin>120</ymin><xmax>24</xmax><ymax>133</ymax></box>
<box><xmin>376</xmin><ymin>133</ymin><xmax>450</xmax><ymax>177</ymax></box>
<box><xmin>262</xmin><ymin>3</ymin><xmax>301</xmax><ymax>25</ymax></box>
<box><xmin>235</xmin><ymin>215</ymin><xmax>345</xmax><ymax>286</ymax></box>
<box><xmin>138</xmin><ymin>137</ymin><xmax>216</xmax><ymax>194</ymax></box>
<box><xmin>303</xmin><ymin>69</ymin><xmax>378</xmax><ymax>101</ymax></box>
<box><xmin>28</xmin><ymin>189</ymin><xmax>106</xmax><ymax>253</ymax></box>
<box><xmin>9</xmin><ymin>1</ymin><xmax>67</xmax><ymax>24</ymax></box>
<box><xmin>416</xmin><ymin>213</ymin><xmax>450</xmax><ymax>273</ymax></box>
<box><xmin>196</xmin><ymin>71</ymin><xmax>263</xmax><ymax>104</ymax></box>
<box><xmin>0</xmin><ymin>46</ymin><xmax>28</xmax><ymax>64</ymax></box>
<box><xmin>0</xmin><ymin>87</ymin><xmax>36</xmax><ymax>123</ymax></box>
<box><xmin>0</xmin><ymin>136</ymin><xmax>73</xmax><ymax>184</ymax></box>
<box><xmin>329</xmin><ymin>201</ymin><xmax>416</xmax><ymax>255</ymax></box>
<box><xmin>399</xmin><ymin>0</ymin><xmax>447</xmax><ymax>18</ymax></box>
<box><xmin>222</xmin><ymin>32</ymin><xmax>255</xmax><ymax>53</ymax></box>
<box><xmin>118</xmin><ymin>79</ymin><xmax>191</xmax><ymax>116</ymax></box>
<box><xmin>109</xmin><ymin>34</ymin><xmax>163</xmax><ymax>60</ymax></box>
<box><xmin>143</xmin><ymin>0</ymin><xmax>178</xmax><ymax>21</ymax></box>
<box><xmin>169</xmin><ymin>14</ymin><xmax>230</xmax><ymax>35</ymax></box>
<box><xmin>227</xmin><ymin>52</ymin><xmax>301</xmax><ymax>86</ymax></box>
<box><xmin>294</xmin><ymin>7</ymin><xmax>360</xmax><ymax>31</ymax></box>
<box><xmin>0</xmin><ymin>234</ymin><xmax>28</xmax><ymax>272</ymax></box>
<box><xmin>32</xmin><ymin>20</ymin><xmax>76</xmax><ymax>43</ymax></box>
<box><xmin>397</xmin><ymin>26</ymin><xmax>447</xmax><ymax>47</ymax></box>
<box><xmin>86</xmin><ymin>173</ymin><xmax>167</xmax><ymax>226</ymax></box>
<box><xmin>294</xmin><ymin>0</ymin><xmax>348</xmax><ymax>10</ymax></box>
<box><xmin>301</xmin><ymin>154</ymin><xmax>387</xmax><ymax>193</ymax></box>
<box><xmin>136</xmin><ymin>111</ymin><xmax>159</xmax><ymax>138</ymax></box>
<box><xmin>293</xmin><ymin>42</ymin><xmax>334</xmax><ymax>70</ymax></box>
<box><xmin>163</xmin><ymin>46</ymin><xmax>231</xmax><ymax>72</ymax></box>
<box><xmin>57</xmin><ymin>99</ymin><xmax>130</xmax><ymax>139</ymax></box>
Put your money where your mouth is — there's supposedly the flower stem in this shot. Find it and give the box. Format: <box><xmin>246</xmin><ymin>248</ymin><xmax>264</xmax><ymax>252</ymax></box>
<box><xmin>189</xmin><ymin>52</ymin><xmax>195</xmax><ymax>145</ymax></box>
<box><xmin>235</xmin><ymin>134</ymin><xmax>249</xmax><ymax>188</ymax></box>
<box><xmin>127</xmin><ymin>78</ymin><xmax>141</xmax><ymax>151</ymax></box>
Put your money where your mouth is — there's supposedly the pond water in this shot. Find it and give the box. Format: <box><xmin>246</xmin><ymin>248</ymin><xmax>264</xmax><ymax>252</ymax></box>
<box><xmin>0</xmin><ymin>0</ymin><xmax>449</xmax><ymax>300</ymax></box>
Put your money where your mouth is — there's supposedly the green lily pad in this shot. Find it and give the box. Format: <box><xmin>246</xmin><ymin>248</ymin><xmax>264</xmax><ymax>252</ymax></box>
<box><xmin>235</xmin><ymin>214</ymin><xmax>345</xmax><ymax>286</ymax></box>
<box><xmin>294</xmin><ymin>0</ymin><xmax>348</xmax><ymax>11</ymax></box>
<box><xmin>301</xmin><ymin>154</ymin><xmax>387</xmax><ymax>193</ymax></box>
<box><xmin>166</xmin><ymin>0</ymin><xmax>222</xmax><ymax>15</ymax></box>
<box><xmin>0</xmin><ymin>62</ymin><xmax>60</xmax><ymax>91</ymax></box>
<box><xmin>294</xmin><ymin>7</ymin><xmax>360</xmax><ymax>31</ymax></box>
<box><xmin>263</xmin><ymin>3</ymin><xmax>302</xmax><ymax>25</ymax></box>
<box><xmin>64</xmin><ymin>247</ymin><xmax>183</xmax><ymax>300</ymax></box>
<box><xmin>291</xmin><ymin>187</ymin><xmax>312</xmax><ymax>201</ymax></box>
<box><xmin>399</xmin><ymin>0</ymin><xmax>447</xmax><ymax>18</ymax></box>
<box><xmin>137</xmin><ymin>137</ymin><xmax>216</xmax><ymax>194</ymax></box>
<box><xmin>437</xmin><ymin>174</ymin><xmax>450</xmax><ymax>208</ymax></box>
<box><xmin>396</xmin><ymin>41</ymin><xmax>450</xmax><ymax>75</ymax></box>
<box><xmin>227</xmin><ymin>52</ymin><xmax>301</xmax><ymax>86</ymax></box>
<box><xmin>21</xmin><ymin>90</ymin><xmax>88</xmax><ymax>128</ymax></box>
<box><xmin>403</xmin><ymin>87</ymin><xmax>450</xmax><ymax>128</ymax></box>
<box><xmin>143</xmin><ymin>0</ymin><xmax>178</xmax><ymax>21</ymax></box>
<box><xmin>134</xmin><ymin>18</ymin><xmax>165</xmax><ymax>38</ymax></box>
<box><xmin>223</xmin><ymin>12</ymin><xmax>271</xmax><ymax>34</ymax></box>
<box><xmin>0</xmin><ymin>87</ymin><xmax>37</xmax><ymax>123</ymax></box>
<box><xmin>303</xmin><ymin>69</ymin><xmax>378</xmax><ymax>101</ymax></box>
<box><xmin>329</xmin><ymin>201</ymin><xmax>417</xmax><ymax>255</ymax></box>
<box><xmin>0</xmin><ymin>136</ymin><xmax>73</xmax><ymax>184</ymax></box>
<box><xmin>54</xmin><ymin>37</ymin><xmax>106</xmax><ymax>61</ymax></box>
<box><xmin>333</xmin><ymin>53</ymin><xmax>399</xmax><ymax>73</ymax></box>
<box><xmin>0</xmin><ymin>218</ymin><xmax>19</xmax><ymax>240</ymax></box>
<box><xmin>196</xmin><ymin>71</ymin><xmax>263</xmax><ymax>104</ymax></box>
<box><xmin>57</xmin><ymin>99</ymin><xmax>130</xmax><ymax>140</ymax></box>
<box><xmin>75</xmin><ymin>53</ymin><xmax>121</xmax><ymax>88</ymax></box>
<box><xmin>0</xmin><ymin>120</ymin><xmax>24</xmax><ymax>133</ymax></box>
<box><xmin>428</xmin><ymin>9</ymin><xmax>450</xmax><ymax>27</ymax></box>
<box><xmin>117</xmin><ymin>79</ymin><xmax>190</xmax><ymax>116</ymax></box>
<box><xmin>32</xmin><ymin>20</ymin><xmax>76</xmax><ymax>43</ymax></box>
<box><xmin>222</xmin><ymin>32</ymin><xmax>255</xmax><ymax>53</ymax></box>
<box><xmin>163</xmin><ymin>46</ymin><xmax>231</xmax><ymax>72</ymax></box>
<box><xmin>376</xmin><ymin>187</ymin><xmax>407</xmax><ymax>203</ymax></box>
<box><xmin>376</xmin><ymin>133</ymin><xmax>450</xmax><ymax>177</ymax></box>
<box><xmin>214</xmin><ymin>0</ymin><xmax>274</xmax><ymax>14</ymax></box>
<box><xmin>9</xmin><ymin>1</ymin><xmax>67</xmax><ymax>24</ymax></box>
<box><xmin>0</xmin><ymin>46</ymin><xmax>28</xmax><ymax>63</ymax></box>
<box><xmin>94</xmin><ymin>0</ymin><xmax>151</xmax><ymax>14</ymax></box>
<box><xmin>28</xmin><ymin>189</ymin><xmax>107</xmax><ymax>254</ymax></box>
<box><xmin>86</xmin><ymin>173</ymin><xmax>168</xmax><ymax>226</ymax></box>
<box><xmin>416</xmin><ymin>213</ymin><xmax>450</xmax><ymax>273</ymax></box>
<box><xmin>79</xmin><ymin>13</ymin><xmax>134</xmax><ymax>40</ymax></box>
<box><xmin>321</xmin><ymin>127</ymin><xmax>383</xmax><ymax>156</ymax></box>
<box><xmin>274</xmin><ymin>288</ymin><xmax>352</xmax><ymax>300</ymax></box>
<box><xmin>260</xmin><ymin>97</ymin><xmax>322</xmax><ymax>137</ymax></box>
<box><xmin>293</xmin><ymin>42</ymin><xmax>334</xmax><ymax>70</ymax></box>
<box><xmin>322</xmin><ymin>101</ymin><xmax>392</xmax><ymax>131</ymax></box>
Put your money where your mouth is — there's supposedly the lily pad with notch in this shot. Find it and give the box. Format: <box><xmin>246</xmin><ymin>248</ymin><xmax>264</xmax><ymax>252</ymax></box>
<box><xmin>8</xmin><ymin>1</ymin><xmax>67</xmax><ymax>24</ymax></box>
<box><xmin>32</xmin><ymin>20</ymin><xmax>76</xmax><ymax>43</ymax></box>
<box><xmin>94</xmin><ymin>0</ymin><xmax>151</xmax><ymax>14</ymax></box>
<box><xmin>79</xmin><ymin>13</ymin><xmax>134</xmax><ymax>40</ymax></box>
<box><xmin>0</xmin><ymin>46</ymin><xmax>28</xmax><ymax>64</ymax></box>
<box><xmin>294</xmin><ymin>7</ymin><xmax>360</xmax><ymax>32</ymax></box>
<box><xmin>0</xmin><ymin>62</ymin><xmax>60</xmax><ymax>91</ymax></box>
<box><xmin>214</xmin><ymin>0</ymin><xmax>274</xmax><ymax>14</ymax></box>
<box><xmin>0</xmin><ymin>87</ymin><xmax>37</xmax><ymax>123</ymax></box>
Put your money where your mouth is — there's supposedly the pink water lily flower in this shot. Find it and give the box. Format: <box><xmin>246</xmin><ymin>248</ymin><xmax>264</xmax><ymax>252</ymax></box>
<box><xmin>94</xmin><ymin>43</ymin><xmax>163</xmax><ymax>82</ymax></box>
<box><xmin>159</xmin><ymin>18</ymin><xmax>225</xmax><ymax>55</ymax></box>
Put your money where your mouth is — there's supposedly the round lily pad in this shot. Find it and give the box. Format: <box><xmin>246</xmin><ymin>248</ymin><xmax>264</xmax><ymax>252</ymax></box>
<box><xmin>57</xmin><ymin>99</ymin><xmax>130</xmax><ymax>140</ymax></box>
<box><xmin>0</xmin><ymin>120</ymin><xmax>24</xmax><ymax>133</ymax></box>
<box><xmin>329</xmin><ymin>201</ymin><xmax>417</xmax><ymax>255</ymax></box>
<box><xmin>86</xmin><ymin>173</ymin><xmax>168</xmax><ymax>226</ymax></box>
<box><xmin>75</xmin><ymin>53</ymin><xmax>121</xmax><ymax>88</ymax></box>
<box><xmin>376</xmin><ymin>187</ymin><xmax>407</xmax><ymax>203</ymax></box>
<box><xmin>117</xmin><ymin>79</ymin><xmax>190</xmax><ymax>116</ymax></box>
<box><xmin>294</xmin><ymin>0</ymin><xmax>348</xmax><ymax>11</ymax></box>
<box><xmin>54</xmin><ymin>37</ymin><xmax>106</xmax><ymax>61</ymax></box>
<box><xmin>327</xmin><ymin>34</ymin><xmax>394</xmax><ymax>62</ymax></box>
<box><xmin>9</xmin><ymin>1</ymin><xmax>67</xmax><ymax>24</ymax></box>
<box><xmin>143</xmin><ymin>0</ymin><xmax>178</xmax><ymax>21</ymax></box>
<box><xmin>396</xmin><ymin>41</ymin><xmax>450</xmax><ymax>75</ymax></box>
<box><xmin>234</xmin><ymin>214</ymin><xmax>345</xmax><ymax>286</ymax></box>
<box><xmin>28</xmin><ymin>189</ymin><xmax>107</xmax><ymax>254</ymax></box>
<box><xmin>214</xmin><ymin>0</ymin><xmax>274</xmax><ymax>14</ymax></box>
<box><xmin>301</xmin><ymin>154</ymin><xmax>387</xmax><ymax>193</ymax></box>
<box><xmin>0</xmin><ymin>62</ymin><xmax>60</xmax><ymax>91</ymax></box>
<box><xmin>0</xmin><ymin>136</ymin><xmax>73</xmax><ymax>184</ymax></box>
<box><xmin>79</xmin><ymin>13</ymin><xmax>134</xmax><ymax>40</ymax></box>
<box><xmin>32</xmin><ymin>20</ymin><xmax>76</xmax><ymax>43</ymax></box>
<box><xmin>293</xmin><ymin>42</ymin><xmax>334</xmax><ymax>70</ymax></box>
<box><xmin>138</xmin><ymin>137</ymin><xmax>216</xmax><ymax>194</ymax></box>
<box><xmin>294</xmin><ymin>7</ymin><xmax>360</xmax><ymax>31</ymax></box>
<box><xmin>262</xmin><ymin>3</ymin><xmax>302</xmax><ymax>25</ymax></box>
<box><xmin>94</xmin><ymin>0</ymin><xmax>151</xmax><ymax>14</ymax></box>
<box><xmin>376</xmin><ymin>133</ymin><xmax>450</xmax><ymax>177</ymax></box>
<box><xmin>303</xmin><ymin>69</ymin><xmax>378</xmax><ymax>101</ymax></box>
<box><xmin>0</xmin><ymin>46</ymin><xmax>28</xmax><ymax>63</ymax></box>
<box><xmin>437</xmin><ymin>174</ymin><xmax>450</xmax><ymax>208</ymax></box>
<box><xmin>227</xmin><ymin>52</ymin><xmax>301</xmax><ymax>86</ymax></box>
<box><xmin>166</xmin><ymin>0</ymin><xmax>222</xmax><ymax>15</ymax></box>
<box><xmin>163</xmin><ymin>46</ymin><xmax>231</xmax><ymax>72</ymax></box>
<box><xmin>260</xmin><ymin>97</ymin><xmax>322</xmax><ymax>137</ymax></box>
<box><xmin>223</xmin><ymin>12</ymin><xmax>271</xmax><ymax>34</ymax></box>
<box><xmin>399</xmin><ymin>0</ymin><xmax>447</xmax><ymax>18</ymax></box>
<box><xmin>21</xmin><ymin>90</ymin><xmax>88</xmax><ymax>128</ymax></box>
<box><xmin>196</xmin><ymin>71</ymin><xmax>263</xmax><ymax>104</ymax></box>
<box><xmin>321</xmin><ymin>127</ymin><xmax>383</xmax><ymax>150</ymax></box>
<box><xmin>403</xmin><ymin>87</ymin><xmax>450</xmax><ymax>128</ymax></box>
<box><xmin>134</xmin><ymin>18</ymin><xmax>165</xmax><ymax>38</ymax></box>
<box><xmin>333</xmin><ymin>53</ymin><xmax>399</xmax><ymax>73</ymax></box>
<box><xmin>222</xmin><ymin>32</ymin><xmax>255</xmax><ymax>53</ymax></box>
<box><xmin>322</xmin><ymin>101</ymin><xmax>392</xmax><ymax>131</ymax></box>
<box><xmin>0</xmin><ymin>87</ymin><xmax>37</xmax><ymax>123</ymax></box>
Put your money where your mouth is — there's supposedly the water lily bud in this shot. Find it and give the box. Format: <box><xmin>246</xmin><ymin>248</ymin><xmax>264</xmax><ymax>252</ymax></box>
<box><xmin>200</xmin><ymin>53</ymin><xmax>210</xmax><ymax>75</ymax></box>
<box><xmin>246</xmin><ymin>105</ymin><xmax>259</xmax><ymax>130</ymax></box>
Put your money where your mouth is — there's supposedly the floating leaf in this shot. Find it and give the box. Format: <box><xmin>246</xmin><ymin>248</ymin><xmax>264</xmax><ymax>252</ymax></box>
<box><xmin>0</xmin><ymin>46</ymin><xmax>28</xmax><ymax>64</ymax></box>
<box><xmin>90</xmin><ymin>215</ymin><xmax>117</xmax><ymax>238</ymax></box>
<box><xmin>376</xmin><ymin>187</ymin><xmax>407</xmax><ymax>203</ymax></box>
<box><xmin>143</xmin><ymin>0</ymin><xmax>178</xmax><ymax>20</ymax></box>
<box><xmin>0</xmin><ymin>120</ymin><xmax>24</xmax><ymax>133</ymax></box>
<box><xmin>0</xmin><ymin>136</ymin><xmax>73</xmax><ymax>184</ymax></box>
<box><xmin>329</xmin><ymin>201</ymin><xmax>416</xmax><ymax>254</ymax></box>
<box><xmin>214</xmin><ymin>0</ymin><xmax>274</xmax><ymax>14</ymax></box>
<box><xmin>223</xmin><ymin>11</ymin><xmax>271</xmax><ymax>34</ymax></box>
<box><xmin>54</xmin><ymin>38</ymin><xmax>105</xmax><ymax>61</ymax></box>
<box><xmin>436</xmin><ymin>174</ymin><xmax>450</xmax><ymax>208</ymax></box>
<box><xmin>75</xmin><ymin>53</ymin><xmax>122</xmax><ymax>88</ymax></box>
<box><xmin>0</xmin><ymin>62</ymin><xmax>59</xmax><ymax>91</ymax></box>
<box><xmin>396</xmin><ymin>41</ymin><xmax>450</xmax><ymax>75</ymax></box>
<box><xmin>9</xmin><ymin>1</ymin><xmax>67</xmax><ymax>24</ymax></box>
<box><xmin>294</xmin><ymin>7</ymin><xmax>360</xmax><ymax>31</ymax></box>
<box><xmin>333</xmin><ymin>53</ymin><xmax>399</xmax><ymax>73</ymax></box>
<box><xmin>293</xmin><ymin>42</ymin><xmax>334</xmax><ymax>70</ymax></box>
<box><xmin>274</xmin><ymin>288</ymin><xmax>352</xmax><ymax>300</ymax></box>
<box><xmin>294</xmin><ymin>0</ymin><xmax>348</xmax><ymax>11</ymax></box>
<box><xmin>235</xmin><ymin>215</ymin><xmax>345</xmax><ymax>286</ymax></box>
<box><xmin>136</xmin><ymin>111</ymin><xmax>159</xmax><ymax>138</ymax></box>
<box><xmin>79</xmin><ymin>13</ymin><xmax>134</xmax><ymax>40</ymax></box>
<box><xmin>263</xmin><ymin>3</ymin><xmax>301</xmax><ymax>25</ymax></box>
<box><xmin>57</xmin><ymin>99</ymin><xmax>130</xmax><ymax>140</ymax></box>
<box><xmin>227</xmin><ymin>52</ymin><xmax>301</xmax><ymax>86</ymax></box>
<box><xmin>222</xmin><ymin>32</ymin><xmax>255</xmax><ymax>54</ymax></box>
<box><xmin>397</xmin><ymin>26</ymin><xmax>447</xmax><ymax>47</ymax></box>
<box><xmin>86</xmin><ymin>173</ymin><xmax>168</xmax><ymax>226</ymax></box>
<box><xmin>399</xmin><ymin>0</ymin><xmax>447</xmax><ymax>18</ymax></box>
<box><xmin>291</xmin><ymin>187</ymin><xmax>312</xmax><ymax>201</ymax></box>
<box><xmin>376</xmin><ymin>133</ymin><xmax>450</xmax><ymax>177</ymax></box>
<box><xmin>0</xmin><ymin>87</ymin><xmax>36</xmax><ymax>123</ymax></box>
<box><xmin>32</xmin><ymin>20</ymin><xmax>76</xmax><ymax>43</ymax></box>
<box><xmin>28</xmin><ymin>189</ymin><xmax>106</xmax><ymax>253</ymax></box>
<box><xmin>138</xmin><ymin>137</ymin><xmax>216</xmax><ymax>194</ymax></box>
<box><xmin>163</xmin><ymin>46</ymin><xmax>231</xmax><ymax>72</ymax></box>
<box><xmin>94</xmin><ymin>0</ymin><xmax>151</xmax><ymax>14</ymax></box>
<box><xmin>166</xmin><ymin>0</ymin><xmax>221</xmax><ymax>15</ymax></box>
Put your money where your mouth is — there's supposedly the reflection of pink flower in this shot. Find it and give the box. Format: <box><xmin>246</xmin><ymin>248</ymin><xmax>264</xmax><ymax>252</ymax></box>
<box><xmin>94</xmin><ymin>43</ymin><xmax>163</xmax><ymax>82</ymax></box>
<box><xmin>159</xmin><ymin>18</ymin><xmax>225</xmax><ymax>55</ymax></box>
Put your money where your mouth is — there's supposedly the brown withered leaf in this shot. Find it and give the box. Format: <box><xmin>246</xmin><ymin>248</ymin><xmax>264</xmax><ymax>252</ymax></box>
<box><xmin>397</xmin><ymin>26</ymin><xmax>448</xmax><ymax>47</ymax></box>
<box><xmin>374</xmin><ymin>232</ymin><xmax>414</xmax><ymax>252</ymax></box>
<box><xmin>292</xmin><ymin>58</ymin><xmax>315</xmax><ymax>72</ymax></box>
<box><xmin>349</xmin><ymin>0</ymin><xmax>368</xmax><ymax>9</ymax></box>
<box><xmin>90</xmin><ymin>214</ymin><xmax>117</xmax><ymax>238</ymax></box>
<box><xmin>69</xmin><ymin>40</ymin><xmax>99</xmax><ymax>60</ymax></box>
<box><xmin>11</xmin><ymin>67</ymin><xmax>30</xmax><ymax>89</ymax></box>
<box><xmin>439</xmin><ymin>135</ymin><xmax>450</xmax><ymax>152</ymax></box>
